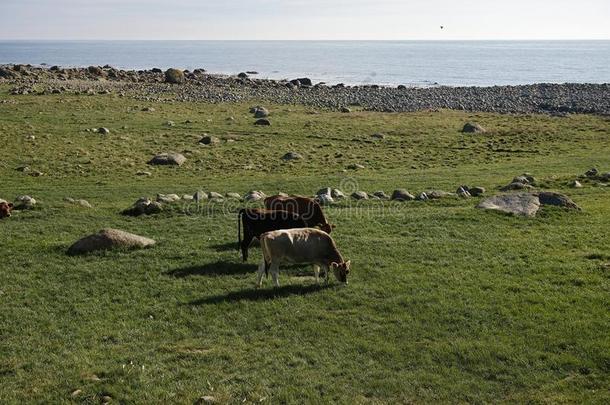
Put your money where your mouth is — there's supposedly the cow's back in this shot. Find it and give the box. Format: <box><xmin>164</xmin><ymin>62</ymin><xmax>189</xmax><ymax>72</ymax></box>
<box><xmin>262</xmin><ymin>228</ymin><xmax>334</xmax><ymax>264</ymax></box>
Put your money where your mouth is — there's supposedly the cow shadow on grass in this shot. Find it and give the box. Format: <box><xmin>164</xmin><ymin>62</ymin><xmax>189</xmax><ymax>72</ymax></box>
<box><xmin>188</xmin><ymin>283</ymin><xmax>334</xmax><ymax>305</ymax></box>
<box><xmin>209</xmin><ymin>242</ymin><xmax>239</xmax><ymax>252</ymax></box>
<box><xmin>166</xmin><ymin>261</ymin><xmax>257</xmax><ymax>277</ymax></box>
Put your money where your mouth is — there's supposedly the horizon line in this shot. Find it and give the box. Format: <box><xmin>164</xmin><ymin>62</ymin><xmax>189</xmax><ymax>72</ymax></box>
<box><xmin>1</xmin><ymin>38</ymin><xmax>609</xmax><ymax>42</ymax></box>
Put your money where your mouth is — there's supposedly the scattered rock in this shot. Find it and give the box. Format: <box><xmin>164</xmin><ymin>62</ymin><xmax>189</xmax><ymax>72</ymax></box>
<box><xmin>351</xmin><ymin>191</ymin><xmax>368</xmax><ymax>200</ymax></box>
<box><xmin>456</xmin><ymin>186</ymin><xmax>471</xmax><ymax>198</ymax></box>
<box><xmin>570</xmin><ymin>180</ymin><xmax>583</xmax><ymax>188</ymax></box>
<box><xmin>208</xmin><ymin>192</ymin><xmax>223</xmax><ymax>199</ymax></box>
<box><xmin>417</xmin><ymin>192</ymin><xmax>429</xmax><ymax>201</ymax></box>
<box><xmin>122</xmin><ymin>199</ymin><xmax>163</xmax><ymax>216</ymax></box>
<box><xmin>426</xmin><ymin>190</ymin><xmax>455</xmax><ymax>199</ymax></box>
<box><xmin>372</xmin><ymin>191</ymin><xmax>389</xmax><ymax>199</ymax></box>
<box><xmin>317</xmin><ymin>194</ymin><xmax>334</xmax><ymax>205</ymax></box>
<box><xmin>244</xmin><ymin>190</ymin><xmax>266</xmax><ymax>202</ymax></box>
<box><xmin>252</xmin><ymin>106</ymin><xmax>269</xmax><ymax>118</ymax></box>
<box><xmin>254</xmin><ymin>118</ymin><xmax>271</xmax><ymax>126</ymax></box>
<box><xmin>182</xmin><ymin>194</ymin><xmax>194</xmax><ymax>201</ymax></box>
<box><xmin>142</xmin><ymin>107</ymin><xmax>155</xmax><ymax>112</ymax></box>
<box><xmin>165</xmin><ymin>120</ymin><xmax>175</xmax><ymax>127</ymax></box>
<box><xmin>97</xmin><ymin>127</ymin><xmax>110</xmax><ymax>135</ymax></box>
<box><xmin>197</xmin><ymin>396</ymin><xmax>216</xmax><ymax>404</ymax></box>
<box><xmin>462</xmin><ymin>122</ymin><xmax>486</xmax><ymax>133</ymax></box>
<box><xmin>225</xmin><ymin>192</ymin><xmax>242</xmax><ymax>200</ymax></box>
<box><xmin>237</xmin><ymin>72</ymin><xmax>248</xmax><ymax>78</ymax></box>
<box><xmin>156</xmin><ymin>193</ymin><xmax>181</xmax><ymax>203</ymax></box>
<box><xmin>501</xmin><ymin>182</ymin><xmax>534</xmax><ymax>191</ymax></box>
<box><xmin>584</xmin><ymin>168</ymin><xmax>598</xmax><ymax>178</ymax></box>
<box><xmin>165</xmin><ymin>68</ymin><xmax>185</xmax><ymax>84</ymax></box>
<box><xmin>331</xmin><ymin>189</ymin><xmax>346</xmax><ymax>199</ymax></box>
<box><xmin>15</xmin><ymin>195</ymin><xmax>36</xmax><ymax>209</ymax></box>
<box><xmin>371</xmin><ymin>133</ymin><xmax>385</xmax><ymax>139</ymax></box>
<box><xmin>199</xmin><ymin>135</ymin><xmax>220</xmax><ymax>145</ymax></box>
<box><xmin>391</xmin><ymin>189</ymin><xmax>415</xmax><ymax>201</ymax></box>
<box><xmin>148</xmin><ymin>153</ymin><xmax>186</xmax><ymax>166</ymax></box>
<box><xmin>193</xmin><ymin>190</ymin><xmax>208</xmax><ymax>202</ymax></box>
<box><xmin>64</xmin><ymin>198</ymin><xmax>92</xmax><ymax>208</ymax></box>
<box><xmin>477</xmin><ymin>194</ymin><xmax>541</xmax><ymax>217</ymax></box>
<box><xmin>347</xmin><ymin>163</ymin><xmax>365</xmax><ymax>170</ymax></box>
<box><xmin>281</xmin><ymin>152</ymin><xmax>303</xmax><ymax>161</ymax></box>
<box><xmin>340</xmin><ymin>107</ymin><xmax>351</xmax><ymax>113</ymax></box>
<box><xmin>535</xmin><ymin>192</ymin><xmax>581</xmax><ymax>210</ymax></box>
<box><xmin>136</xmin><ymin>171</ymin><xmax>152</xmax><ymax>176</ymax></box>
<box><xmin>469</xmin><ymin>186</ymin><xmax>486</xmax><ymax>196</ymax></box>
<box><xmin>67</xmin><ymin>228</ymin><xmax>156</xmax><ymax>255</ymax></box>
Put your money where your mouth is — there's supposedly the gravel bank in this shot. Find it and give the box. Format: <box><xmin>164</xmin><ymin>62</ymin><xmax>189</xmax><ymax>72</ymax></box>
<box><xmin>2</xmin><ymin>64</ymin><xmax>609</xmax><ymax>115</ymax></box>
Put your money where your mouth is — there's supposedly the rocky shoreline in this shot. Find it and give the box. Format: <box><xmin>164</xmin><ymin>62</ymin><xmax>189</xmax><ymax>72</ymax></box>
<box><xmin>1</xmin><ymin>64</ymin><xmax>609</xmax><ymax>115</ymax></box>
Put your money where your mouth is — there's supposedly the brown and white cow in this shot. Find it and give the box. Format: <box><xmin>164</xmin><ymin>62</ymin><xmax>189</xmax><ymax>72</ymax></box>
<box><xmin>0</xmin><ymin>202</ymin><xmax>13</xmax><ymax>219</ymax></box>
<box><xmin>264</xmin><ymin>195</ymin><xmax>334</xmax><ymax>234</ymax></box>
<box><xmin>257</xmin><ymin>228</ymin><xmax>351</xmax><ymax>287</ymax></box>
<box><xmin>238</xmin><ymin>208</ymin><xmax>307</xmax><ymax>262</ymax></box>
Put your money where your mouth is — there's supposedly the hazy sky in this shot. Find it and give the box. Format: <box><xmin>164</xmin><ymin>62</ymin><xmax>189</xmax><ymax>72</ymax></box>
<box><xmin>1</xmin><ymin>0</ymin><xmax>609</xmax><ymax>40</ymax></box>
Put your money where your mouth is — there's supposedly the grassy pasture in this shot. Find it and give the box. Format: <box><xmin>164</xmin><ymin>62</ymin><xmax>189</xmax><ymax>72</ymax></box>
<box><xmin>0</xmin><ymin>86</ymin><xmax>609</xmax><ymax>403</ymax></box>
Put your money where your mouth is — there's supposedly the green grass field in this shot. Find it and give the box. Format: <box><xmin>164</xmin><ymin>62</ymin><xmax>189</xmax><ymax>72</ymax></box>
<box><xmin>1</xmin><ymin>86</ymin><xmax>609</xmax><ymax>403</ymax></box>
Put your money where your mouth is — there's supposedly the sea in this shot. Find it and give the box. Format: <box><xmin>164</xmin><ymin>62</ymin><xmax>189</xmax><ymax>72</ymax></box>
<box><xmin>1</xmin><ymin>40</ymin><xmax>609</xmax><ymax>87</ymax></box>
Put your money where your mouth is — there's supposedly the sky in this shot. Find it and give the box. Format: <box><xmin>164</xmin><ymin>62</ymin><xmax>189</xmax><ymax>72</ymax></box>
<box><xmin>1</xmin><ymin>0</ymin><xmax>609</xmax><ymax>40</ymax></box>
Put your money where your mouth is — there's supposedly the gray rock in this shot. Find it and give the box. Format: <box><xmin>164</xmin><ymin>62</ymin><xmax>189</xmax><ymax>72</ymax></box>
<box><xmin>570</xmin><ymin>180</ymin><xmax>583</xmax><ymax>188</ymax></box>
<box><xmin>156</xmin><ymin>193</ymin><xmax>181</xmax><ymax>203</ymax></box>
<box><xmin>67</xmin><ymin>228</ymin><xmax>155</xmax><ymax>255</ymax></box>
<box><xmin>477</xmin><ymin>194</ymin><xmax>541</xmax><ymax>217</ymax></box>
<box><xmin>193</xmin><ymin>190</ymin><xmax>208</xmax><ymax>202</ymax></box>
<box><xmin>417</xmin><ymin>192</ymin><xmax>429</xmax><ymax>201</ymax></box>
<box><xmin>207</xmin><ymin>192</ymin><xmax>223</xmax><ymax>199</ymax></box>
<box><xmin>199</xmin><ymin>135</ymin><xmax>220</xmax><ymax>145</ymax></box>
<box><xmin>331</xmin><ymin>189</ymin><xmax>346</xmax><ymax>199</ymax></box>
<box><xmin>535</xmin><ymin>192</ymin><xmax>581</xmax><ymax>210</ymax></box>
<box><xmin>456</xmin><ymin>187</ymin><xmax>471</xmax><ymax>198</ymax></box>
<box><xmin>351</xmin><ymin>191</ymin><xmax>368</xmax><ymax>200</ymax></box>
<box><xmin>136</xmin><ymin>171</ymin><xmax>152</xmax><ymax>176</ymax></box>
<box><xmin>254</xmin><ymin>118</ymin><xmax>271</xmax><ymax>126</ymax></box>
<box><xmin>65</xmin><ymin>198</ymin><xmax>92</xmax><ymax>208</ymax></box>
<box><xmin>340</xmin><ymin>107</ymin><xmax>351</xmax><ymax>113</ymax></box>
<box><xmin>225</xmin><ymin>192</ymin><xmax>242</xmax><ymax>200</ymax></box>
<box><xmin>469</xmin><ymin>186</ymin><xmax>486</xmax><ymax>196</ymax></box>
<box><xmin>148</xmin><ymin>153</ymin><xmax>186</xmax><ymax>166</ymax></box>
<box><xmin>585</xmin><ymin>168</ymin><xmax>598</xmax><ymax>178</ymax></box>
<box><xmin>426</xmin><ymin>190</ymin><xmax>455</xmax><ymax>199</ymax></box>
<box><xmin>244</xmin><ymin>190</ymin><xmax>266</xmax><ymax>202</ymax></box>
<box><xmin>164</xmin><ymin>68</ymin><xmax>185</xmax><ymax>84</ymax></box>
<box><xmin>15</xmin><ymin>195</ymin><xmax>36</xmax><ymax>209</ymax></box>
<box><xmin>281</xmin><ymin>152</ymin><xmax>303</xmax><ymax>161</ymax></box>
<box><xmin>317</xmin><ymin>194</ymin><xmax>334</xmax><ymax>205</ymax></box>
<box><xmin>316</xmin><ymin>187</ymin><xmax>332</xmax><ymax>197</ymax></box>
<box><xmin>253</xmin><ymin>106</ymin><xmax>269</xmax><ymax>118</ymax></box>
<box><xmin>373</xmin><ymin>191</ymin><xmax>390</xmax><ymax>199</ymax></box>
<box><xmin>97</xmin><ymin>127</ymin><xmax>110</xmax><ymax>135</ymax></box>
<box><xmin>182</xmin><ymin>194</ymin><xmax>194</xmax><ymax>201</ymax></box>
<box><xmin>347</xmin><ymin>163</ymin><xmax>365</xmax><ymax>170</ymax></box>
<box><xmin>391</xmin><ymin>189</ymin><xmax>415</xmax><ymax>201</ymax></box>
<box><xmin>371</xmin><ymin>133</ymin><xmax>385</xmax><ymax>139</ymax></box>
<box><xmin>501</xmin><ymin>182</ymin><xmax>534</xmax><ymax>191</ymax></box>
<box><xmin>462</xmin><ymin>122</ymin><xmax>486</xmax><ymax>133</ymax></box>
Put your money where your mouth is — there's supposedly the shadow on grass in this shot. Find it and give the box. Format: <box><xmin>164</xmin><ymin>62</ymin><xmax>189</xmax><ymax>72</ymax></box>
<box><xmin>166</xmin><ymin>261</ymin><xmax>257</xmax><ymax>277</ymax></box>
<box><xmin>188</xmin><ymin>283</ymin><xmax>334</xmax><ymax>305</ymax></box>
<box><xmin>209</xmin><ymin>242</ymin><xmax>239</xmax><ymax>252</ymax></box>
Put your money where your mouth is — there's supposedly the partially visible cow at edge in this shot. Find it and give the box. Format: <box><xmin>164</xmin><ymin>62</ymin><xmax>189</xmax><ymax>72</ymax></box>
<box><xmin>238</xmin><ymin>208</ymin><xmax>307</xmax><ymax>262</ymax></box>
<box><xmin>0</xmin><ymin>202</ymin><xmax>13</xmax><ymax>219</ymax></box>
<box><xmin>257</xmin><ymin>228</ymin><xmax>351</xmax><ymax>287</ymax></box>
<box><xmin>264</xmin><ymin>195</ymin><xmax>334</xmax><ymax>234</ymax></box>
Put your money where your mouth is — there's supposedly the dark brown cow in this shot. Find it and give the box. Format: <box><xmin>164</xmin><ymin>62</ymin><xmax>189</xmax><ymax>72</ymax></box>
<box><xmin>0</xmin><ymin>202</ymin><xmax>13</xmax><ymax>219</ymax></box>
<box><xmin>238</xmin><ymin>208</ymin><xmax>307</xmax><ymax>262</ymax></box>
<box><xmin>264</xmin><ymin>195</ymin><xmax>333</xmax><ymax>234</ymax></box>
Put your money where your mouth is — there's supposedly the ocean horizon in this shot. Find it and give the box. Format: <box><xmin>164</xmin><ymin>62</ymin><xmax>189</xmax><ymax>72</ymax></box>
<box><xmin>1</xmin><ymin>40</ymin><xmax>609</xmax><ymax>87</ymax></box>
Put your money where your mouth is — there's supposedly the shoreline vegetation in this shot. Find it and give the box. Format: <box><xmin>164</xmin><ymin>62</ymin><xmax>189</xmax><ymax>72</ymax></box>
<box><xmin>1</xmin><ymin>63</ymin><xmax>609</xmax><ymax>115</ymax></box>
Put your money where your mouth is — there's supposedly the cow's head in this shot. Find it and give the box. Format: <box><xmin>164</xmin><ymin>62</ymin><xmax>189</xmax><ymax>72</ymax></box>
<box><xmin>331</xmin><ymin>260</ymin><xmax>351</xmax><ymax>284</ymax></box>
<box><xmin>0</xmin><ymin>202</ymin><xmax>14</xmax><ymax>219</ymax></box>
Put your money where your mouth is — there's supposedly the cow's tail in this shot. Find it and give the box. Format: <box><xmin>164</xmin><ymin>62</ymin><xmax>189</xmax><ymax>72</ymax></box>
<box><xmin>237</xmin><ymin>209</ymin><xmax>244</xmax><ymax>251</ymax></box>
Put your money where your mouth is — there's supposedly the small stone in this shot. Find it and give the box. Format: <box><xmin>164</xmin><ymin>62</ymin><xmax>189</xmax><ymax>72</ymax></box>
<box><xmin>165</xmin><ymin>121</ymin><xmax>175</xmax><ymax>127</ymax></box>
<box><xmin>417</xmin><ymin>192</ymin><xmax>429</xmax><ymax>201</ymax></box>
<box><xmin>199</xmin><ymin>135</ymin><xmax>220</xmax><ymax>145</ymax></box>
<box><xmin>331</xmin><ymin>189</ymin><xmax>346</xmax><ymax>199</ymax></box>
<box><xmin>142</xmin><ymin>107</ymin><xmax>155</xmax><ymax>112</ymax></box>
<box><xmin>193</xmin><ymin>191</ymin><xmax>208</xmax><ymax>202</ymax></box>
<box><xmin>391</xmin><ymin>189</ymin><xmax>415</xmax><ymax>201</ymax></box>
<box><xmin>252</xmin><ymin>106</ymin><xmax>269</xmax><ymax>118</ymax></box>
<box><xmin>584</xmin><ymin>168</ymin><xmax>598</xmax><ymax>178</ymax></box>
<box><xmin>15</xmin><ymin>195</ymin><xmax>36</xmax><ymax>208</ymax></box>
<box><xmin>244</xmin><ymin>190</ymin><xmax>266</xmax><ymax>202</ymax></box>
<box><xmin>254</xmin><ymin>118</ymin><xmax>271</xmax><ymax>126</ymax></box>
<box><xmin>148</xmin><ymin>153</ymin><xmax>186</xmax><ymax>166</ymax></box>
<box><xmin>281</xmin><ymin>152</ymin><xmax>303</xmax><ymax>161</ymax></box>
<box><xmin>469</xmin><ymin>186</ymin><xmax>486</xmax><ymax>197</ymax></box>
<box><xmin>71</xmin><ymin>389</ymin><xmax>82</xmax><ymax>398</ymax></box>
<box><xmin>208</xmin><ymin>191</ymin><xmax>223</xmax><ymax>199</ymax></box>
<box><xmin>98</xmin><ymin>127</ymin><xmax>110</xmax><ymax>135</ymax></box>
<box><xmin>462</xmin><ymin>122</ymin><xmax>486</xmax><ymax>133</ymax></box>
<box><xmin>347</xmin><ymin>163</ymin><xmax>365</xmax><ymax>170</ymax></box>
<box><xmin>197</xmin><ymin>396</ymin><xmax>216</xmax><ymax>404</ymax></box>
<box><xmin>371</xmin><ymin>133</ymin><xmax>385</xmax><ymax>139</ymax></box>
<box><xmin>136</xmin><ymin>171</ymin><xmax>152</xmax><ymax>176</ymax></box>
<box><xmin>165</xmin><ymin>68</ymin><xmax>185</xmax><ymax>84</ymax></box>
<box><xmin>182</xmin><ymin>194</ymin><xmax>194</xmax><ymax>201</ymax></box>
<box><xmin>351</xmin><ymin>191</ymin><xmax>368</xmax><ymax>200</ymax></box>
<box><xmin>570</xmin><ymin>180</ymin><xmax>583</xmax><ymax>188</ymax></box>
<box><xmin>373</xmin><ymin>191</ymin><xmax>389</xmax><ymax>199</ymax></box>
<box><xmin>340</xmin><ymin>107</ymin><xmax>351</xmax><ymax>113</ymax></box>
<box><xmin>67</xmin><ymin>229</ymin><xmax>156</xmax><ymax>255</ymax></box>
<box><xmin>225</xmin><ymin>192</ymin><xmax>242</xmax><ymax>200</ymax></box>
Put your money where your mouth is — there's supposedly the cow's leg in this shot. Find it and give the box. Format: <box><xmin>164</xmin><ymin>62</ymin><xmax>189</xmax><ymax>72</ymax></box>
<box><xmin>256</xmin><ymin>259</ymin><xmax>266</xmax><ymax>287</ymax></box>
<box><xmin>241</xmin><ymin>232</ymin><xmax>253</xmax><ymax>262</ymax></box>
<box><xmin>322</xmin><ymin>264</ymin><xmax>330</xmax><ymax>284</ymax></box>
<box><xmin>270</xmin><ymin>262</ymin><xmax>280</xmax><ymax>287</ymax></box>
<box><xmin>313</xmin><ymin>265</ymin><xmax>320</xmax><ymax>283</ymax></box>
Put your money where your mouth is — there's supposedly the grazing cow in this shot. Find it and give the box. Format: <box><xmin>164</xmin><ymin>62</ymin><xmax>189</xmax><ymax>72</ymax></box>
<box><xmin>264</xmin><ymin>195</ymin><xmax>334</xmax><ymax>233</ymax></box>
<box><xmin>238</xmin><ymin>208</ymin><xmax>307</xmax><ymax>262</ymax></box>
<box><xmin>257</xmin><ymin>228</ymin><xmax>351</xmax><ymax>287</ymax></box>
<box><xmin>0</xmin><ymin>202</ymin><xmax>13</xmax><ymax>219</ymax></box>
